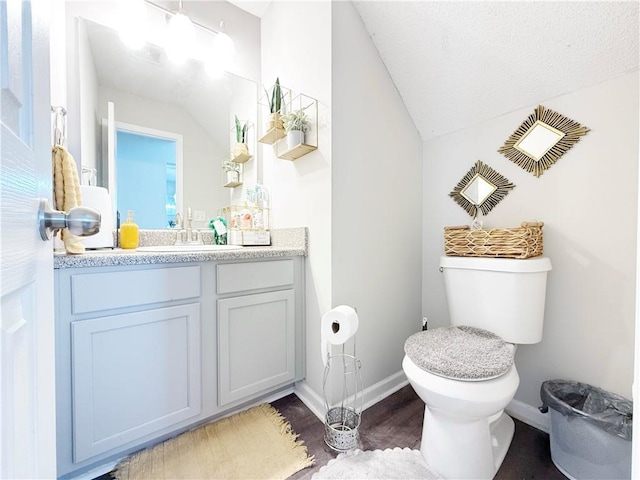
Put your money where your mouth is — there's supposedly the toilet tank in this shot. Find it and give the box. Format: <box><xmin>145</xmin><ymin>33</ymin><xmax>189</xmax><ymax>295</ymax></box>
<box><xmin>440</xmin><ymin>256</ymin><xmax>552</xmax><ymax>344</ymax></box>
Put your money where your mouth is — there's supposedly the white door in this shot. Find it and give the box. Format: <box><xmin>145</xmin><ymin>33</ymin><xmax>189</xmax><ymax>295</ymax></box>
<box><xmin>0</xmin><ymin>1</ymin><xmax>56</xmax><ymax>478</ymax></box>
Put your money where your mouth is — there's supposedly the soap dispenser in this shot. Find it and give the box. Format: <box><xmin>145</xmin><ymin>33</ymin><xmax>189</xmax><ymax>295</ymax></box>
<box><xmin>120</xmin><ymin>210</ymin><xmax>139</xmax><ymax>249</ymax></box>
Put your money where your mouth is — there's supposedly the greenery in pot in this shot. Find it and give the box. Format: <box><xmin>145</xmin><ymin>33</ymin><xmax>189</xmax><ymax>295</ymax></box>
<box><xmin>265</xmin><ymin>77</ymin><xmax>283</xmax><ymax>114</ymax></box>
<box><xmin>234</xmin><ymin>115</ymin><xmax>248</xmax><ymax>144</ymax></box>
<box><xmin>283</xmin><ymin>108</ymin><xmax>310</xmax><ymax>133</ymax></box>
<box><xmin>223</xmin><ymin>160</ymin><xmax>241</xmax><ymax>173</ymax></box>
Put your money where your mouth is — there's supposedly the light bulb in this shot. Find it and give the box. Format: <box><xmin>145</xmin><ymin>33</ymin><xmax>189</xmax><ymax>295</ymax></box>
<box><xmin>166</xmin><ymin>11</ymin><xmax>195</xmax><ymax>65</ymax></box>
<box><xmin>117</xmin><ymin>0</ymin><xmax>147</xmax><ymax>49</ymax></box>
<box><xmin>205</xmin><ymin>23</ymin><xmax>235</xmax><ymax>77</ymax></box>
<box><xmin>213</xmin><ymin>31</ymin><xmax>235</xmax><ymax>66</ymax></box>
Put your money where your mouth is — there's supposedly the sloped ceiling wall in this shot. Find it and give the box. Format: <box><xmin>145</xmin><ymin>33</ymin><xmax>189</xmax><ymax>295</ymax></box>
<box><xmin>353</xmin><ymin>1</ymin><xmax>639</xmax><ymax>140</ymax></box>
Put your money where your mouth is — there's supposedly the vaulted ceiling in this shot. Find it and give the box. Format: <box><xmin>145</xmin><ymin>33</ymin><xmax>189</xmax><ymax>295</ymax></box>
<box><xmin>352</xmin><ymin>1</ymin><xmax>639</xmax><ymax>140</ymax></box>
<box><xmin>232</xmin><ymin>1</ymin><xmax>639</xmax><ymax>141</ymax></box>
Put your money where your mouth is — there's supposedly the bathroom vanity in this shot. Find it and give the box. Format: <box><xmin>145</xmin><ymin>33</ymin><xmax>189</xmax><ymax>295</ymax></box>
<box><xmin>53</xmin><ymin>234</ymin><xmax>306</xmax><ymax>478</ymax></box>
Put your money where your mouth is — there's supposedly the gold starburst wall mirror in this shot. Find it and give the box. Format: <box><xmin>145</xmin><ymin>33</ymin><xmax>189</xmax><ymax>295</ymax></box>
<box><xmin>449</xmin><ymin>160</ymin><xmax>515</xmax><ymax>218</ymax></box>
<box><xmin>498</xmin><ymin>105</ymin><xmax>589</xmax><ymax>177</ymax></box>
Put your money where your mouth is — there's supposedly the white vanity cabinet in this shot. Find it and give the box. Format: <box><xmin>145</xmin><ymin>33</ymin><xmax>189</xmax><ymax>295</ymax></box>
<box><xmin>54</xmin><ymin>263</ymin><xmax>216</xmax><ymax>477</ymax></box>
<box><xmin>71</xmin><ymin>303</ymin><xmax>202</xmax><ymax>462</ymax></box>
<box><xmin>216</xmin><ymin>259</ymin><xmax>305</xmax><ymax>406</ymax></box>
<box><xmin>54</xmin><ymin>254</ymin><xmax>305</xmax><ymax>479</ymax></box>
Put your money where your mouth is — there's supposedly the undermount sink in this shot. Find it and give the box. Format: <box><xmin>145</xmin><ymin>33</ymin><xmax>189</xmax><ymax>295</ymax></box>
<box><xmin>136</xmin><ymin>244</ymin><xmax>243</xmax><ymax>253</ymax></box>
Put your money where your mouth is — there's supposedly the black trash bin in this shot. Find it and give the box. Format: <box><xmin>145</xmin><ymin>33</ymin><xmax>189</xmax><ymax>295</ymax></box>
<box><xmin>540</xmin><ymin>379</ymin><xmax>632</xmax><ymax>480</ymax></box>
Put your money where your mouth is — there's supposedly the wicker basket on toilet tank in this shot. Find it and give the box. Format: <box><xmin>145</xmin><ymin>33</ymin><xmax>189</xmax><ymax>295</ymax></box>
<box><xmin>444</xmin><ymin>221</ymin><xmax>543</xmax><ymax>259</ymax></box>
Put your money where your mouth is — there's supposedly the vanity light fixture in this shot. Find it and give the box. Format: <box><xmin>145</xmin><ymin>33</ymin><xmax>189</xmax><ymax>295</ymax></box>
<box><xmin>117</xmin><ymin>1</ymin><xmax>236</xmax><ymax>75</ymax></box>
<box><xmin>165</xmin><ymin>1</ymin><xmax>196</xmax><ymax>65</ymax></box>
<box><xmin>117</xmin><ymin>0</ymin><xmax>147</xmax><ymax>49</ymax></box>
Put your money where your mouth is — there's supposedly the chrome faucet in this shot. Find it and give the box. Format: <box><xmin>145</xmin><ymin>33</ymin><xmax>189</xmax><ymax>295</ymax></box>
<box><xmin>174</xmin><ymin>207</ymin><xmax>203</xmax><ymax>245</ymax></box>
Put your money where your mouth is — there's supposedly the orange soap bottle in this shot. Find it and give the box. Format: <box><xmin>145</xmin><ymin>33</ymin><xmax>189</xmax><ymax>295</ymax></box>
<box><xmin>120</xmin><ymin>210</ymin><xmax>139</xmax><ymax>249</ymax></box>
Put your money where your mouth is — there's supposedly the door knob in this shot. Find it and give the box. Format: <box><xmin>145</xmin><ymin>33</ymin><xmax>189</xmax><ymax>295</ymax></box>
<box><xmin>38</xmin><ymin>198</ymin><xmax>101</xmax><ymax>241</ymax></box>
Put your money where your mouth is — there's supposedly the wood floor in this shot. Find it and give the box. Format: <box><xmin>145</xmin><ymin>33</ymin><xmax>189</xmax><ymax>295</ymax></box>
<box><xmin>272</xmin><ymin>385</ymin><xmax>566</xmax><ymax>480</ymax></box>
<box><xmin>97</xmin><ymin>384</ymin><xmax>565</xmax><ymax>480</ymax></box>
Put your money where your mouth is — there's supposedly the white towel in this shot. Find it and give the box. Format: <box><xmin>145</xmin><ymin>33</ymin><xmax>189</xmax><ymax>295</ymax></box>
<box><xmin>53</xmin><ymin>145</ymin><xmax>85</xmax><ymax>254</ymax></box>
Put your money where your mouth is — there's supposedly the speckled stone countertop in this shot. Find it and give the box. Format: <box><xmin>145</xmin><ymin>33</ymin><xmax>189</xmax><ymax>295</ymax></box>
<box><xmin>53</xmin><ymin>227</ymin><xmax>308</xmax><ymax>269</ymax></box>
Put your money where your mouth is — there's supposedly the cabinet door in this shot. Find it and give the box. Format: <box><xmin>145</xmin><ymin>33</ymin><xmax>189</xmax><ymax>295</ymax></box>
<box><xmin>71</xmin><ymin>304</ymin><xmax>201</xmax><ymax>462</ymax></box>
<box><xmin>218</xmin><ymin>290</ymin><xmax>295</xmax><ymax>406</ymax></box>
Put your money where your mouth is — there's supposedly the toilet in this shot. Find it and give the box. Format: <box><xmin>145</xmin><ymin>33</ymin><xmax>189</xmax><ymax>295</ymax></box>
<box><xmin>403</xmin><ymin>255</ymin><xmax>552</xmax><ymax>479</ymax></box>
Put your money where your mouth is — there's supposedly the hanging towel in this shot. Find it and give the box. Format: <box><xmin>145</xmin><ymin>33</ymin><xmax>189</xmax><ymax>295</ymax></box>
<box><xmin>53</xmin><ymin>145</ymin><xmax>85</xmax><ymax>254</ymax></box>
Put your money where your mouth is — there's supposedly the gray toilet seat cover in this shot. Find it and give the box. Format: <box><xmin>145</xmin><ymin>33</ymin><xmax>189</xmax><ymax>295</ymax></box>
<box><xmin>404</xmin><ymin>326</ymin><xmax>515</xmax><ymax>381</ymax></box>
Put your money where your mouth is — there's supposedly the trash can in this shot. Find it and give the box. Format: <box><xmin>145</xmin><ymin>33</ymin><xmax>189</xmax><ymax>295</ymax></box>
<box><xmin>540</xmin><ymin>379</ymin><xmax>632</xmax><ymax>480</ymax></box>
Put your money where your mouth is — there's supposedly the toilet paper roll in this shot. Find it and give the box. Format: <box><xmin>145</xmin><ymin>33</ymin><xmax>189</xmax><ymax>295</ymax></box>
<box><xmin>321</xmin><ymin>305</ymin><xmax>358</xmax><ymax>366</ymax></box>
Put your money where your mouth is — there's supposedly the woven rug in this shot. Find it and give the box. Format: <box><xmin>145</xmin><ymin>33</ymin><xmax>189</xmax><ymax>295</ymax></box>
<box><xmin>113</xmin><ymin>404</ymin><xmax>314</xmax><ymax>480</ymax></box>
<box><xmin>312</xmin><ymin>448</ymin><xmax>442</xmax><ymax>479</ymax></box>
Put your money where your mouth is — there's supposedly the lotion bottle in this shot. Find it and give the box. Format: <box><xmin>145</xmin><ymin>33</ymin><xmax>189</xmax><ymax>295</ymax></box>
<box><xmin>120</xmin><ymin>210</ymin><xmax>139</xmax><ymax>249</ymax></box>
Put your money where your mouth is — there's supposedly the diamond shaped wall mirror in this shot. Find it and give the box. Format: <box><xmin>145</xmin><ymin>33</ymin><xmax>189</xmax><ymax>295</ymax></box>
<box><xmin>461</xmin><ymin>173</ymin><xmax>497</xmax><ymax>205</ymax></box>
<box><xmin>514</xmin><ymin>121</ymin><xmax>564</xmax><ymax>160</ymax></box>
<box><xmin>499</xmin><ymin>105</ymin><xmax>589</xmax><ymax>177</ymax></box>
<box><xmin>449</xmin><ymin>160</ymin><xmax>515</xmax><ymax>218</ymax></box>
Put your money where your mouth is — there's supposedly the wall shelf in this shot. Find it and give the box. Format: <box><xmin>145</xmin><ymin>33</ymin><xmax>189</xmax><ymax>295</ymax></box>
<box><xmin>224</xmin><ymin>179</ymin><xmax>242</xmax><ymax>188</ymax></box>
<box><xmin>258</xmin><ymin>127</ymin><xmax>286</xmax><ymax>145</ymax></box>
<box><xmin>231</xmin><ymin>152</ymin><xmax>253</xmax><ymax>163</ymax></box>
<box><xmin>277</xmin><ymin>143</ymin><xmax>318</xmax><ymax>161</ymax></box>
<box><xmin>275</xmin><ymin>93</ymin><xmax>319</xmax><ymax>161</ymax></box>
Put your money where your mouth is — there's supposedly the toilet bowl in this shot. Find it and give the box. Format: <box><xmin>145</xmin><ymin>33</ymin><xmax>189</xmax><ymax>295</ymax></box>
<box><xmin>403</xmin><ymin>354</ymin><xmax>519</xmax><ymax>479</ymax></box>
<box><xmin>404</xmin><ymin>255</ymin><xmax>552</xmax><ymax>479</ymax></box>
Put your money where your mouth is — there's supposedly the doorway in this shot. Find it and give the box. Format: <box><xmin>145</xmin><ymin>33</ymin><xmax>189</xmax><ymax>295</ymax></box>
<box><xmin>114</xmin><ymin>123</ymin><xmax>183</xmax><ymax>229</ymax></box>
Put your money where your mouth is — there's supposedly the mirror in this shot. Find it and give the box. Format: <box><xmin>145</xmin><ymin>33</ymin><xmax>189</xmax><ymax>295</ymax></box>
<box><xmin>498</xmin><ymin>105</ymin><xmax>589</xmax><ymax>178</ymax></box>
<box><xmin>76</xmin><ymin>17</ymin><xmax>257</xmax><ymax>229</ymax></box>
<box><xmin>449</xmin><ymin>160</ymin><xmax>515</xmax><ymax>218</ymax></box>
<box><xmin>460</xmin><ymin>173</ymin><xmax>497</xmax><ymax>206</ymax></box>
<box><xmin>514</xmin><ymin>121</ymin><xmax>564</xmax><ymax>161</ymax></box>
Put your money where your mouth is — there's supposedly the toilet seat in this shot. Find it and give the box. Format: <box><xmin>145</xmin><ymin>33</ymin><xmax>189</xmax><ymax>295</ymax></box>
<box><xmin>404</xmin><ymin>326</ymin><xmax>515</xmax><ymax>381</ymax></box>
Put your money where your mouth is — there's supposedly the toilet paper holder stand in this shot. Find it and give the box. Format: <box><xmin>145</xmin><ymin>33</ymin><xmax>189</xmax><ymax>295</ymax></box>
<box><xmin>322</xmin><ymin>340</ymin><xmax>364</xmax><ymax>452</ymax></box>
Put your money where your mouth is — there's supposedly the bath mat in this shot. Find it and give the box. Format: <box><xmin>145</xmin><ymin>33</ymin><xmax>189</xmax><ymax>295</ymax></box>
<box><xmin>312</xmin><ymin>447</ymin><xmax>442</xmax><ymax>479</ymax></box>
<box><xmin>113</xmin><ymin>403</ymin><xmax>314</xmax><ymax>480</ymax></box>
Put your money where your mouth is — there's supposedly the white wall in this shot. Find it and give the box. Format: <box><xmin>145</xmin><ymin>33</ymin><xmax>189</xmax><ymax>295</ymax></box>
<box><xmin>49</xmin><ymin>0</ymin><xmax>67</xmax><ymax>109</ymax></box>
<box><xmin>261</xmin><ymin>1</ymin><xmax>332</xmax><ymax>401</ymax></box>
<box><xmin>76</xmin><ymin>18</ymin><xmax>99</xmax><ymax>173</ymax></box>
<box><xmin>332</xmin><ymin>2</ymin><xmax>423</xmax><ymax>392</ymax></box>
<box><xmin>423</xmin><ymin>72</ymin><xmax>639</xmax><ymax>408</ymax></box>
<box><xmin>262</xmin><ymin>1</ymin><xmax>422</xmax><ymax>409</ymax></box>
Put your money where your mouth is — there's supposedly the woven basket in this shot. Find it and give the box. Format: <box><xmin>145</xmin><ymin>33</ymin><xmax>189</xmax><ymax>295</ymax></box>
<box><xmin>444</xmin><ymin>221</ymin><xmax>543</xmax><ymax>259</ymax></box>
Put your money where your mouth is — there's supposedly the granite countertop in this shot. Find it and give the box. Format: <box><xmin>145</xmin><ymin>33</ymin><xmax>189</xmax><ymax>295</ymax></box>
<box><xmin>54</xmin><ymin>228</ymin><xmax>308</xmax><ymax>269</ymax></box>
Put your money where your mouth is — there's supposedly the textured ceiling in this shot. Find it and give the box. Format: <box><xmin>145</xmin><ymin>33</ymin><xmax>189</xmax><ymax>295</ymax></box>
<box><xmin>353</xmin><ymin>1</ymin><xmax>639</xmax><ymax>140</ymax></box>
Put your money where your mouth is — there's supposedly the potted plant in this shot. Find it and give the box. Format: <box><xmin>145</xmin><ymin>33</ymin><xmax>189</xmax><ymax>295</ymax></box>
<box><xmin>265</xmin><ymin>77</ymin><xmax>284</xmax><ymax>131</ymax></box>
<box><xmin>222</xmin><ymin>160</ymin><xmax>242</xmax><ymax>187</ymax></box>
<box><xmin>283</xmin><ymin>108</ymin><xmax>310</xmax><ymax>150</ymax></box>
<box><xmin>233</xmin><ymin>115</ymin><xmax>249</xmax><ymax>158</ymax></box>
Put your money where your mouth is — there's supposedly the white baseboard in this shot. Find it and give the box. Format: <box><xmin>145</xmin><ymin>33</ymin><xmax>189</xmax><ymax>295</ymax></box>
<box><xmin>293</xmin><ymin>380</ymin><xmax>326</xmax><ymax>420</ymax></box>
<box><xmin>361</xmin><ymin>371</ymin><xmax>409</xmax><ymax>412</ymax></box>
<box><xmin>70</xmin><ymin>460</ymin><xmax>120</xmax><ymax>480</ymax></box>
<box><xmin>506</xmin><ymin>398</ymin><xmax>550</xmax><ymax>434</ymax></box>
<box><xmin>294</xmin><ymin>370</ymin><xmax>409</xmax><ymax>421</ymax></box>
